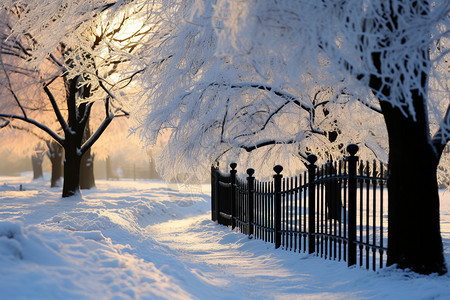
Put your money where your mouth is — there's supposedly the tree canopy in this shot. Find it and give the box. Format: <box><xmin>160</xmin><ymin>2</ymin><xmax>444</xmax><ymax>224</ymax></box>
<box><xmin>132</xmin><ymin>0</ymin><xmax>393</xmax><ymax>180</ymax></box>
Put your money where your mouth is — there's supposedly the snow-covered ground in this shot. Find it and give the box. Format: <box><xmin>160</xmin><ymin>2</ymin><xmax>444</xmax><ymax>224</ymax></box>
<box><xmin>1</xmin><ymin>173</ymin><xmax>449</xmax><ymax>299</ymax></box>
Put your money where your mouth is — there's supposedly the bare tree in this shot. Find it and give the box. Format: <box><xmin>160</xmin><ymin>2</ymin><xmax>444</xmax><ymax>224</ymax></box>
<box><xmin>0</xmin><ymin>1</ymin><xmax>156</xmax><ymax>197</ymax></box>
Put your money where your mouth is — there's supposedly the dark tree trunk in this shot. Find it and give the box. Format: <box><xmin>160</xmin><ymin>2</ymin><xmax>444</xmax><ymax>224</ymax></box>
<box><xmin>61</xmin><ymin>76</ymin><xmax>86</xmax><ymax>198</ymax></box>
<box><xmin>62</xmin><ymin>147</ymin><xmax>81</xmax><ymax>197</ymax></box>
<box><xmin>47</xmin><ymin>141</ymin><xmax>63</xmax><ymax>187</ymax></box>
<box><xmin>80</xmin><ymin>150</ymin><xmax>95</xmax><ymax>189</ymax></box>
<box><xmin>31</xmin><ymin>152</ymin><xmax>44</xmax><ymax>179</ymax></box>
<box><xmin>380</xmin><ymin>100</ymin><xmax>446</xmax><ymax>275</ymax></box>
<box><xmin>79</xmin><ymin>120</ymin><xmax>95</xmax><ymax>189</ymax></box>
<box><xmin>325</xmin><ymin>161</ymin><xmax>342</xmax><ymax>221</ymax></box>
<box><xmin>369</xmin><ymin>62</ymin><xmax>447</xmax><ymax>273</ymax></box>
<box><xmin>365</xmin><ymin>2</ymin><xmax>447</xmax><ymax>272</ymax></box>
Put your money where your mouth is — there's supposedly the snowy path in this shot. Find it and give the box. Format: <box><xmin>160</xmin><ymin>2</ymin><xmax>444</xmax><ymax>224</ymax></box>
<box><xmin>148</xmin><ymin>214</ymin><xmax>343</xmax><ymax>299</ymax></box>
<box><xmin>148</xmin><ymin>211</ymin><xmax>450</xmax><ymax>299</ymax></box>
<box><xmin>148</xmin><ymin>214</ymin><xmax>318</xmax><ymax>299</ymax></box>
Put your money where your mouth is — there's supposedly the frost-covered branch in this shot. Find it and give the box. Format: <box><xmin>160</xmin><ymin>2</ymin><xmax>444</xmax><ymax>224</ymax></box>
<box><xmin>3</xmin><ymin>122</ymin><xmax>49</xmax><ymax>142</ymax></box>
<box><xmin>42</xmin><ymin>85</ymin><xmax>70</xmax><ymax>133</ymax></box>
<box><xmin>0</xmin><ymin>113</ymin><xmax>64</xmax><ymax>145</ymax></box>
<box><xmin>213</xmin><ymin>82</ymin><xmax>313</xmax><ymax>112</ymax></box>
<box><xmin>0</xmin><ymin>118</ymin><xmax>10</xmax><ymax>128</ymax></box>
<box><xmin>0</xmin><ymin>45</ymin><xmax>28</xmax><ymax>118</ymax></box>
<box><xmin>240</xmin><ymin>139</ymin><xmax>300</xmax><ymax>153</ymax></box>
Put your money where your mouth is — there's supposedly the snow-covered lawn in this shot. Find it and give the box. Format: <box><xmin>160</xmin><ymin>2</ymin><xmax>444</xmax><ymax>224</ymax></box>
<box><xmin>1</xmin><ymin>173</ymin><xmax>449</xmax><ymax>299</ymax></box>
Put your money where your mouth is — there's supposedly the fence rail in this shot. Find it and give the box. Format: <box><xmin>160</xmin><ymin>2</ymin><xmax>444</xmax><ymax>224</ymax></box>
<box><xmin>211</xmin><ymin>144</ymin><xmax>388</xmax><ymax>271</ymax></box>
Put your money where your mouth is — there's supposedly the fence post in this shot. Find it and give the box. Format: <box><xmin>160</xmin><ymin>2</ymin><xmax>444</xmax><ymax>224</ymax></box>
<box><xmin>273</xmin><ymin>165</ymin><xmax>283</xmax><ymax>249</ymax></box>
<box><xmin>211</xmin><ymin>165</ymin><xmax>217</xmax><ymax>221</ymax></box>
<box><xmin>347</xmin><ymin>143</ymin><xmax>359</xmax><ymax>267</ymax></box>
<box><xmin>215</xmin><ymin>163</ymin><xmax>221</xmax><ymax>224</ymax></box>
<box><xmin>307</xmin><ymin>154</ymin><xmax>317</xmax><ymax>254</ymax></box>
<box><xmin>247</xmin><ymin>168</ymin><xmax>255</xmax><ymax>237</ymax></box>
<box><xmin>230</xmin><ymin>163</ymin><xmax>237</xmax><ymax>230</ymax></box>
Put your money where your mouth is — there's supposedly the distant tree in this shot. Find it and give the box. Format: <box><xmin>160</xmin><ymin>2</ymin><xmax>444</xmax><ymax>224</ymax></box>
<box><xmin>0</xmin><ymin>1</ymin><xmax>156</xmax><ymax>197</ymax></box>
<box><xmin>0</xmin><ymin>116</ymin><xmax>63</xmax><ymax>186</ymax></box>
<box><xmin>46</xmin><ymin>140</ymin><xmax>64</xmax><ymax>187</ymax></box>
<box><xmin>31</xmin><ymin>144</ymin><xmax>45</xmax><ymax>180</ymax></box>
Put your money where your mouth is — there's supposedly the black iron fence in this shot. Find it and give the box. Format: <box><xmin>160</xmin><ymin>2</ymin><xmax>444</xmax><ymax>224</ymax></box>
<box><xmin>211</xmin><ymin>144</ymin><xmax>388</xmax><ymax>271</ymax></box>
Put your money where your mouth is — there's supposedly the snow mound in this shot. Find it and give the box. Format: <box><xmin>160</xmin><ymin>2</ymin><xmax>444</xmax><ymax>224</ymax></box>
<box><xmin>0</xmin><ymin>221</ymin><xmax>66</xmax><ymax>266</ymax></box>
<box><xmin>0</xmin><ymin>220</ymin><xmax>191</xmax><ymax>299</ymax></box>
<box><xmin>0</xmin><ymin>183</ymin><xmax>22</xmax><ymax>191</ymax></box>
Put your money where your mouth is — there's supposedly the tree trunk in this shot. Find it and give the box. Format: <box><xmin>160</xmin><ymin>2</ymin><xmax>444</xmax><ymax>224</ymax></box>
<box><xmin>106</xmin><ymin>156</ymin><xmax>117</xmax><ymax>180</ymax></box>
<box><xmin>366</xmin><ymin>13</ymin><xmax>447</xmax><ymax>272</ymax></box>
<box><xmin>380</xmin><ymin>98</ymin><xmax>446</xmax><ymax>275</ymax></box>
<box><xmin>149</xmin><ymin>157</ymin><xmax>159</xmax><ymax>179</ymax></box>
<box><xmin>79</xmin><ymin>115</ymin><xmax>95</xmax><ymax>189</ymax></box>
<box><xmin>62</xmin><ymin>147</ymin><xmax>81</xmax><ymax>197</ymax></box>
<box><xmin>31</xmin><ymin>153</ymin><xmax>44</xmax><ymax>179</ymax></box>
<box><xmin>80</xmin><ymin>150</ymin><xmax>95</xmax><ymax>189</ymax></box>
<box><xmin>61</xmin><ymin>75</ymin><xmax>86</xmax><ymax>198</ymax></box>
<box><xmin>325</xmin><ymin>161</ymin><xmax>342</xmax><ymax>221</ymax></box>
<box><xmin>47</xmin><ymin>141</ymin><xmax>63</xmax><ymax>187</ymax></box>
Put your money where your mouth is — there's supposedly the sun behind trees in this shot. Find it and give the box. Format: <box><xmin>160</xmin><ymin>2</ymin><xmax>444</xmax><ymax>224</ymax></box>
<box><xmin>0</xmin><ymin>1</ymin><xmax>158</xmax><ymax>197</ymax></box>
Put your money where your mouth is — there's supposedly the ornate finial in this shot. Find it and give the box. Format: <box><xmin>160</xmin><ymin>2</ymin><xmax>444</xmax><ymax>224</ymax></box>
<box><xmin>247</xmin><ymin>168</ymin><xmax>255</xmax><ymax>176</ymax></box>
<box><xmin>307</xmin><ymin>154</ymin><xmax>317</xmax><ymax>165</ymax></box>
<box><xmin>230</xmin><ymin>163</ymin><xmax>237</xmax><ymax>170</ymax></box>
<box><xmin>347</xmin><ymin>144</ymin><xmax>359</xmax><ymax>156</ymax></box>
<box><xmin>273</xmin><ymin>165</ymin><xmax>283</xmax><ymax>174</ymax></box>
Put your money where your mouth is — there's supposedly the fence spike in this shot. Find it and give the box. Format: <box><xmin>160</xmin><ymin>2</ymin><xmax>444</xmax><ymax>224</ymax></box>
<box><xmin>247</xmin><ymin>168</ymin><xmax>255</xmax><ymax>237</ymax></box>
<box><xmin>346</xmin><ymin>143</ymin><xmax>359</xmax><ymax>267</ymax></box>
<box><xmin>307</xmin><ymin>157</ymin><xmax>316</xmax><ymax>254</ymax></box>
<box><xmin>347</xmin><ymin>144</ymin><xmax>359</xmax><ymax>156</ymax></box>
<box><xmin>307</xmin><ymin>154</ymin><xmax>318</xmax><ymax>165</ymax></box>
<box><xmin>230</xmin><ymin>163</ymin><xmax>237</xmax><ymax>229</ymax></box>
<box><xmin>274</xmin><ymin>165</ymin><xmax>283</xmax><ymax>175</ymax></box>
<box><xmin>273</xmin><ymin>165</ymin><xmax>283</xmax><ymax>248</ymax></box>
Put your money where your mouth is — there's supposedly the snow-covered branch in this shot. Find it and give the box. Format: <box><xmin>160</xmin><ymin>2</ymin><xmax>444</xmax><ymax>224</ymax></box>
<box><xmin>213</xmin><ymin>82</ymin><xmax>313</xmax><ymax>112</ymax></box>
<box><xmin>0</xmin><ymin>113</ymin><xmax>64</xmax><ymax>145</ymax></box>
<box><xmin>239</xmin><ymin>139</ymin><xmax>300</xmax><ymax>153</ymax></box>
<box><xmin>43</xmin><ymin>85</ymin><xmax>70</xmax><ymax>133</ymax></box>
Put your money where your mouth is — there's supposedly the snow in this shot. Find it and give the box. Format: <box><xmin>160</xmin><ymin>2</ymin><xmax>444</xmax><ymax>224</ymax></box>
<box><xmin>1</xmin><ymin>173</ymin><xmax>450</xmax><ymax>299</ymax></box>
